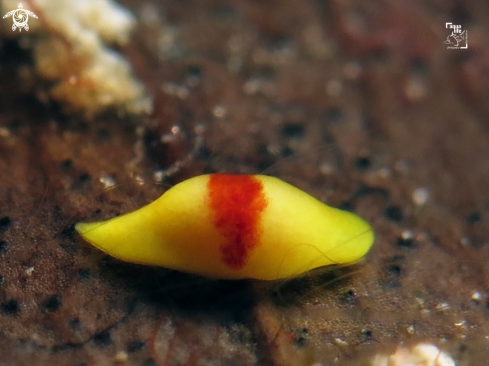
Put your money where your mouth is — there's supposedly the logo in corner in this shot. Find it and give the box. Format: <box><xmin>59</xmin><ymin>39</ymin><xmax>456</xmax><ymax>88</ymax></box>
<box><xmin>444</xmin><ymin>22</ymin><xmax>467</xmax><ymax>49</ymax></box>
<box><xmin>2</xmin><ymin>3</ymin><xmax>38</xmax><ymax>32</ymax></box>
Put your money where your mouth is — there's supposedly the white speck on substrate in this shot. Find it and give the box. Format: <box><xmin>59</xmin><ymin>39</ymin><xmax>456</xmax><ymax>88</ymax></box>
<box><xmin>401</xmin><ymin>230</ymin><xmax>413</xmax><ymax>240</ymax></box>
<box><xmin>460</xmin><ymin>237</ymin><xmax>471</xmax><ymax>246</ymax></box>
<box><xmin>334</xmin><ymin>338</ymin><xmax>348</xmax><ymax>346</ymax></box>
<box><xmin>454</xmin><ymin>320</ymin><xmax>467</xmax><ymax>332</ymax></box>
<box><xmin>161</xmin><ymin>82</ymin><xmax>190</xmax><ymax>100</ymax></box>
<box><xmin>369</xmin><ymin>343</ymin><xmax>456</xmax><ymax>366</ymax></box>
<box><xmin>412</xmin><ymin>187</ymin><xmax>429</xmax><ymax>206</ymax></box>
<box><xmin>319</xmin><ymin>163</ymin><xmax>334</xmax><ymax>175</ymax></box>
<box><xmin>134</xmin><ymin>175</ymin><xmax>145</xmax><ymax>186</ymax></box>
<box><xmin>99</xmin><ymin>173</ymin><xmax>116</xmax><ymax>189</ymax></box>
<box><xmin>471</xmin><ymin>291</ymin><xmax>482</xmax><ymax>301</ymax></box>
<box><xmin>377</xmin><ymin>167</ymin><xmax>391</xmax><ymax>179</ymax></box>
<box><xmin>160</xmin><ymin>125</ymin><xmax>182</xmax><ymax>143</ymax></box>
<box><xmin>436</xmin><ymin>302</ymin><xmax>450</xmax><ymax>312</ymax></box>
<box><xmin>212</xmin><ymin>105</ymin><xmax>227</xmax><ymax>119</ymax></box>
<box><xmin>114</xmin><ymin>351</ymin><xmax>128</xmax><ymax>363</ymax></box>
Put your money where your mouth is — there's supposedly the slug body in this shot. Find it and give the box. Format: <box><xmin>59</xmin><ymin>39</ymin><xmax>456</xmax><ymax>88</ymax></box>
<box><xmin>75</xmin><ymin>174</ymin><xmax>374</xmax><ymax>280</ymax></box>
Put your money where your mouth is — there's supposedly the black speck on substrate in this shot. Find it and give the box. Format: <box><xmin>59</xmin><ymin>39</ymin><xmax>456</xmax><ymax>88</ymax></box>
<box><xmin>281</xmin><ymin>146</ymin><xmax>294</xmax><ymax>158</ymax></box>
<box><xmin>352</xmin><ymin>185</ymin><xmax>389</xmax><ymax>200</ymax></box>
<box><xmin>0</xmin><ymin>240</ymin><xmax>8</xmax><ymax>254</ymax></box>
<box><xmin>281</xmin><ymin>123</ymin><xmax>305</xmax><ymax>139</ymax></box>
<box><xmin>396</xmin><ymin>236</ymin><xmax>415</xmax><ymax>248</ymax></box>
<box><xmin>127</xmin><ymin>340</ymin><xmax>145</xmax><ymax>353</ymax></box>
<box><xmin>69</xmin><ymin>317</ymin><xmax>81</xmax><ymax>330</ymax></box>
<box><xmin>324</xmin><ymin>107</ymin><xmax>344</xmax><ymax>123</ymax></box>
<box><xmin>386</xmin><ymin>264</ymin><xmax>402</xmax><ymax>277</ymax></box>
<box><xmin>196</xmin><ymin>145</ymin><xmax>212</xmax><ymax>160</ymax></box>
<box><xmin>0</xmin><ymin>216</ymin><xmax>12</xmax><ymax>232</ymax></box>
<box><xmin>293</xmin><ymin>328</ymin><xmax>309</xmax><ymax>348</ymax></box>
<box><xmin>361</xmin><ymin>329</ymin><xmax>374</xmax><ymax>340</ymax></box>
<box><xmin>78</xmin><ymin>173</ymin><xmax>91</xmax><ymax>183</ymax></box>
<box><xmin>60</xmin><ymin>224</ymin><xmax>77</xmax><ymax>239</ymax></box>
<box><xmin>380</xmin><ymin>258</ymin><xmax>404</xmax><ymax>289</ymax></box>
<box><xmin>141</xmin><ymin>358</ymin><xmax>156</xmax><ymax>366</ymax></box>
<box><xmin>43</xmin><ymin>295</ymin><xmax>62</xmax><ymax>312</ymax></box>
<box><xmin>93</xmin><ymin>331</ymin><xmax>112</xmax><ymax>347</ymax></box>
<box><xmin>96</xmin><ymin>128</ymin><xmax>111</xmax><ymax>141</ymax></box>
<box><xmin>70</xmin><ymin>173</ymin><xmax>92</xmax><ymax>190</ymax></box>
<box><xmin>384</xmin><ymin>206</ymin><xmax>403</xmax><ymax>222</ymax></box>
<box><xmin>355</xmin><ymin>157</ymin><xmax>372</xmax><ymax>171</ymax></box>
<box><xmin>466</xmin><ymin>212</ymin><xmax>481</xmax><ymax>224</ymax></box>
<box><xmin>185</xmin><ymin>65</ymin><xmax>203</xmax><ymax>87</ymax></box>
<box><xmin>1</xmin><ymin>299</ymin><xmax>19</xmax><ymax>315</ymax></box>
<box><xmin>60</xmin><ymin>159</ymin><xmax>73</xmax><ymax>171</ymax></box>
<box><xmin>337</xmin><ymin>201</ymin><xmax>354</xmax><ymax>212</ymax></box>
<box><xmin>341</xmin><ymin>289</ymin><xmax>356</xmax><ymax>305</ymax></box>
<box><xmin>77</xmin><ymin>268</ymin><xmax>92</xmax><ymax>281</ymax></box>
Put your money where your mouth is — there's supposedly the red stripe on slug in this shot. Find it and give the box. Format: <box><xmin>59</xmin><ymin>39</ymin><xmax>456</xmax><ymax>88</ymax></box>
<box><xmin>207</xmin><ymin>174</ymin><xmax>268</xmax><ymax>269</ymax></box>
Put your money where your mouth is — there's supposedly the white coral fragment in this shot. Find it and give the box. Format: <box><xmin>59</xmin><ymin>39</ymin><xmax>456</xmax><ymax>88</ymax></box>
<box><xmin>1</xmin><ymin>0</ymin><xmax>152</xmax><ymax>116</ymax></box>
<box><xmin>369</xmin><ymin>343</ymin><xmax>456</xmax><ymax>366</ymax></box>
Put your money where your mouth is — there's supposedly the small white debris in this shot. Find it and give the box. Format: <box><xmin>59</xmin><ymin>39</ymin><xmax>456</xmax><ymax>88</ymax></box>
<box><xmin>471</xmin><ymin>291</ymin><xmax>482</xmax><ymax>301</ymax></box>
<box><xmin>160</xmin><ymin>125</ymin><xmax>182</xmax><ymax>143</ymax></box>
<box><xmin>436</xmin><ymin>302</ymin><xmax>450</xmax><ymax>312</ymax></box>
<box><xmin>319</xmin><ymin>162</ymin><xmax>334</xmax><ymax>175</ymax></box>
<box><xmin>114</xmin><ymin>350</ymin><xmax>128</xmax><ymax>363</ymax></box>
<box><xmin>25</xmin><ymin>267</ymin><xmax>35</xmax><ymax>276</ymax></box>
<box><xmin>153</xmin><ymin>170</ymin><xmax>164</xmax><ymax>183</ymax></box>
<box><xmin>243</xmin><ymin>78</ymin><xmax>261</xmax><ymax>95</ymax></box>
<box><xmin>334</xmin><ymin>338</ymin><xmax>348</xmax><ymax>346</ymax></box>
<box><xmin>406</xmin><ymin>324</ymin><xmax>415</xmax><ymax>335</ymax></box>
<box><xmin>460</xmin><ymin>237</ymin><xmax>471</xmax><ymax>246</ymax></box>
<box><xmin>133</xmin><ymin>175</ymin><xmax>145</xmax><ymax>186</ymax></box>
<box><xmin>401</xmin><ymin>230</ymin><xmax>413</xmax><ymax>241</ymax></box>
<box><xmin>454</xmin><ymin>320</ymin><xmax>467</xmax><ymax>332</ymax></box>
<box><xmin>414</xmin><ymin>297</ymin><xmax>426</xmax><ymax>309</ymax></box>
<box><xmin>99</xmin><ymin>173</ymin><xmax>116</xmax><ymax>189</ymax></box>
<box><xmin>369</xmin><ymin>343</ymin><xmax>456</xmax><ymax>366</ymax></box>
<box><xmin>377</xmin><ymin>167</ymin><xmax>391</xmax><ymax>179</ymax></box>
<box><xmin>161</xmin><ymin>82</ymin><xmax>190</xmax><ymax>99</ymax></box>
<box><xmin>212</xmin><ymin>105</ymin><xmax>227</xmax><ymax>119</ymax></box>
<box><xmin>404</xmin><ymin>77</ymin><xmax>427</xmax><ymax>102</ymax></box>
<box><xmin>412</xmin><ymin>187</ymin><xmax>429</xmax><ymax>206</ymax></box>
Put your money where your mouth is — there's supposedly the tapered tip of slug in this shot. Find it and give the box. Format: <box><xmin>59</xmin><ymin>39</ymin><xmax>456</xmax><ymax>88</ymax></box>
<box><xmin>75</xmin><ymin>221</ymin><xmax>107</xmax><ymax>247</ymax></box>
<box><xmin>75</xmin><ymin>221</ymin><xmax>96</xmax><ymax>235</ymax></box>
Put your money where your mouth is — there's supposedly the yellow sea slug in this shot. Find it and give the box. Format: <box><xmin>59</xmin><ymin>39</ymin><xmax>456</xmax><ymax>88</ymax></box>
<box><xmin>75</xmin><ymin>174</ymin><xmax>374</xmax><ymax>280</ymax></box>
